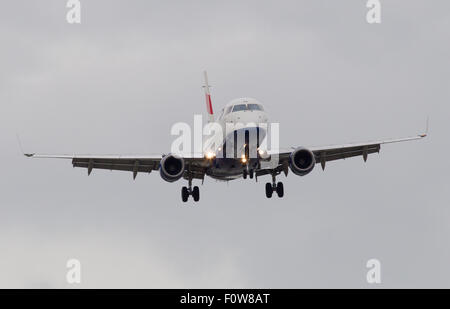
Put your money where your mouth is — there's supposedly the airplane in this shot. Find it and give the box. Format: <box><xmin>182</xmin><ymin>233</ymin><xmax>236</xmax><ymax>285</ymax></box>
<box><xmin>23</xmin><ymin>71</ymin><xmax>428</xmax><ymax>202</ymax></box>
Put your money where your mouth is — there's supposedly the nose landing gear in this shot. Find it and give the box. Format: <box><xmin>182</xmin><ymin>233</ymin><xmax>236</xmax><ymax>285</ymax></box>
<box><xmin>242</xmin><ymin>161</ymin><xmax>255</xmax><ymax>180</ymax></box>
<box><xmin>242</xmin><ymin>168</ymin><xmax>255</xmax><ymax>180</ymax></box>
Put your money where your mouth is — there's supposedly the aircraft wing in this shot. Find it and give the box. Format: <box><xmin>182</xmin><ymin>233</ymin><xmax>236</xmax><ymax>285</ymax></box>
<box><xmin>25</xmin><ymin>153</ymin><xmax>208</xmax><ymax>180</ymax></box>
<box><xmin>295</xmin><ymin>134</ymin><xmax>425</xmax><ymax>168</ymax></box>
<box><xmin>259</xmin><ymin>132</ymin><xmax>427</xmax><ymax>177</ymax></box>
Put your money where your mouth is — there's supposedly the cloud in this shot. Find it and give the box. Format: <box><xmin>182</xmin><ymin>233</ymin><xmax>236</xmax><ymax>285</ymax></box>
<box><xmin>1</xmin><ymin>0</ymin><xmax>449</xmax><ymax>288</ymax></box>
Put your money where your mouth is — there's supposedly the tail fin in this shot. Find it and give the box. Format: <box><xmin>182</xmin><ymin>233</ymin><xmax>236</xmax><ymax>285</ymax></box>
<box><xmin>203</xmin><ymin>71</ymin><xmax>214</xmax><ymax>123</ymax></box>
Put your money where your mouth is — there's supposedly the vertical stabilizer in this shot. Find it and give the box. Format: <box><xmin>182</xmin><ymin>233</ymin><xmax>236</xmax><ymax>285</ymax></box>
<box><xmin>203</xmin><ymin>71</ymin><xmax>214</xmax><ymax>123</ymax></box>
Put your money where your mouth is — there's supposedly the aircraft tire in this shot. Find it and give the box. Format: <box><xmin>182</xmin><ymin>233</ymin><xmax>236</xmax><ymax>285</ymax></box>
<box><xmin>181</xmin><ymin>187</ymin><xmax>189</xmax><ymax>202</ymax></box>
<box><xmin>265</xmin><ymin>183</ymin><xmax>273</xmax><ymax>198</ymax></box>
<box><xmin>276</xmin><ymin>182</ymin><xmax>284</xmax><ymax>198</ymax></box>
<box><xmin>192</xmin><ymin>186</ymin><xmax>200</xmax><ymax>202</ymax></box>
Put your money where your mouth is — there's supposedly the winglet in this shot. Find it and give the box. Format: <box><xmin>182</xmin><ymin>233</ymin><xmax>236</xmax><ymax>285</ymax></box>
<box><xmin>419</xmin><ymin>116</ymin><xmax>429</xmax><ymax>138</ymax></box>
<box><xmin>16</xmin><ymin>134</ymin><xmax>35</xmax><ymax>157</ymax></box>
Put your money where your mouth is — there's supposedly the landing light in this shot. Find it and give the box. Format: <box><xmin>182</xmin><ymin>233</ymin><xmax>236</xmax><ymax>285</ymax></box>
<box><xmin>205</xmin><ymin>151</ymin><xmax>216</xmax><ymax>159</ymax></box>
<box><xmin>241</xmin><ymin>154</ymin><xmax>247</xmax><ymax>163</ymax></box>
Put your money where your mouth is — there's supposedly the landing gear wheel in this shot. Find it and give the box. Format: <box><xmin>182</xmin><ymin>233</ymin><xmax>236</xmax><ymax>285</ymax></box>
<box><xmin>276</xmin><ymin>182</ymin><xmax>284</xmax><ymax>198</ymax></box>
<box><xmin>181</xmin><ymin>186</ymin><xmax>189</xmax><ymax>202</ymax></box>
<box><xmin>243</xmin><ymin>169</ymin><xmax>248</xmax><ymax>179</ymax></box>
<box><xmin>192</xmin><ymin>186</ymin><xmax>200</xmax><ymax>202</ymax></box>
<box><xmin>249</xmin><ymin>169</ymin><xmax>254</xmax><ymax>179</ymax></box>
<box><xmin>265</xmin><ymin>183</ymin><xmax>273</xmax><ymax>198</ymax></box>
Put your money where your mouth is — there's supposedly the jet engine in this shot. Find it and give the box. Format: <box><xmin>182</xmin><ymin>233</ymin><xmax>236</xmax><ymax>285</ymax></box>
<box><xmin>289</xmin><ymin>147</ymin><xmax>316</xmax><ymax>176</ymax></box>
<box><xmin>159</xmin><ymin>154</ymin><xmax>185</xmax><ymax>182</ymax></box>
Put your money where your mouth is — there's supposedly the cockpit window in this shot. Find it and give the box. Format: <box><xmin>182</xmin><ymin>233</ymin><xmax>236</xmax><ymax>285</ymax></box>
<box><xmin>248</xmin><ymin>104</ymin><xmax>263</xmax><ymax>111</ymax></box>
<box><xmin>232</xmin><ymin>104</ymin><xmax>248</xmax><ymax>112</ymax></box>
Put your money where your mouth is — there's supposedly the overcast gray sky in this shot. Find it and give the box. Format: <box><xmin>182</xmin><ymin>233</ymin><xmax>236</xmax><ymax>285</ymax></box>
<box><xmin>0</xmin><ymin>0</ymin><xmax>449</xmax><ymax>288</ymax></box>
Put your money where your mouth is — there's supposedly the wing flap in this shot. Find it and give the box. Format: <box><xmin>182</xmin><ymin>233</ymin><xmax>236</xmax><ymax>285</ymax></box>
<box><xmin>26</xmin><ymin>153</ymin><xmax>209</xmax><ymax>179</ymax></box>
<box><xmin>258</xmin><ymin>131</ymin><xmax>426</xmax><ymax>176</ymax></box>
<box><xmin>314</xmin><ymin>144</ymin><xmax>380</xmax><ymax>163</ymax></box>
<box><xmin>72</xmin><ymin>158</ymin><xmax>158</xmax><ymax>173</ymax></box>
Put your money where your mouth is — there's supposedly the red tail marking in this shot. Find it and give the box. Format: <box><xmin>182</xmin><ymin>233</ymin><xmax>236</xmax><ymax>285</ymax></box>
<box><xmin>206</xmin><ymin>94</ymin><xmax>213</xmax><ymax>115</ymax></box>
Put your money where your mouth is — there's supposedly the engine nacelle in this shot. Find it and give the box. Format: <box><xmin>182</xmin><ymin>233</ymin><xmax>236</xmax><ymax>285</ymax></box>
<box><xmin>289</xmin><ymin>147</ymin><xmax>315</xmax><ymax>176</ymax></box>
<box><xmin>159</xmin><ymin>154</ymin><xmax>185</xmax><ymax>182</ymax></box>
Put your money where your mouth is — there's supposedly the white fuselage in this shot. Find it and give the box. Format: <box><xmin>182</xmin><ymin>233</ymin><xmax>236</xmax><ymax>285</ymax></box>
<box><xmin>203</xmin><ymin>98</ymin><xmax>269</xmax><ymax>180</ymax></box>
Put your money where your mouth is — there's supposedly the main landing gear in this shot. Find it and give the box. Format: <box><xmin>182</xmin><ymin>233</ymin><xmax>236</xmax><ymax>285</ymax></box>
<box><xmin>265</xmin><ymin>173</ymin><xmax>284</xmax><ymax>198</ymax></box>
<box><xmin>181</xmin><ymin>177</ymin><xmax>200</xmax><ymax>202</ymax></box>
